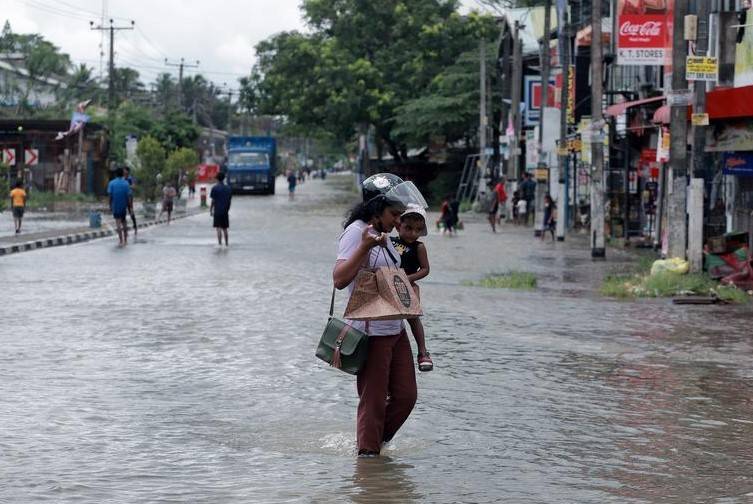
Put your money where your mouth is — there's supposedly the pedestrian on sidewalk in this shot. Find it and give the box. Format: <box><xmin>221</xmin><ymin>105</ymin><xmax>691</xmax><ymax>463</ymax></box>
<box><xmin>391</xmin><ymin>204</ymin><xmax>434</xmax><ymax>372</ymax></box>
<box><xmin>287</xmin><ymin>170</ymin><xmax>297</xmax><ymax>201</ymax></box>
<box><xmin>542</xmin><ymin>193</ymin><xmax>557</xmax><ymax>241</ymax></box>
<box><xmin>333</xmin><ymin>173</ymin><xmax>427</xmax><ymax>457</ymax></box>
<box><xmin>9</xmin><ymin>180</ymin><xmax>26</xmax><ymax>234</ymax></box>
<box><xmin>107</xmin><ymin>167</ymin><xmax>131</xmax><ymax>246</ymax></box>
<box><xmin>520</xmin><ymin>172</ymin><xmax>536</xmax><ymax>226</ymax></box>
<box><xmin>160</xmin><ymin>183</ymin><xmax>177</xmax><ymax>224</ymax></box>
<box><xmin>449</xmin><ymin>193</ymin><xmax>460</xmax><ymax>231</ymax></box>
<box><xmin>210</xmin><ymin>172</ymin><xmax>232</xmax><ymax>246</ymax></box>
<box><xmin>123</xmin><ymin>166</ymin><xmax>137</xmax><ymax>237</ymax></box>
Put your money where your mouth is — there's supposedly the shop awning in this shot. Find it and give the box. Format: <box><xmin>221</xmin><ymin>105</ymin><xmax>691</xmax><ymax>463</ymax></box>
<box><xmin>707</xmin><ymin>85</ymin><xmax>753</xmax><ymax>119</ymax></box>
<box><xmin>605</xmin><ymin>96</ymin><xmax>666</xmax><ymax>118</ymax></box>
<box><xmin>652</xmin><ymin>104</ymin><xmax>693</xmax><ymax>124</ymax></box>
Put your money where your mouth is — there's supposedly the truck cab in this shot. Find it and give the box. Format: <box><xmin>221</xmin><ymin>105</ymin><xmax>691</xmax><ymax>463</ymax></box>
<box><xmin>226</xmin><ymin>136</ymin><xmax>277</xmax><ymax>194</ymax></box>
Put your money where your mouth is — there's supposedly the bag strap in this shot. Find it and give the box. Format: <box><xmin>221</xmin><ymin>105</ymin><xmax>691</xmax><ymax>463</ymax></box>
<box><xmin>329</xmin><ymin>287</ymin><xmax>336</xmax><ymax>317</ymax></box>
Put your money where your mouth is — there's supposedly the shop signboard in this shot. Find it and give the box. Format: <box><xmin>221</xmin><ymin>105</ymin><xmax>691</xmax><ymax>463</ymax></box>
<box><xmin>524</xmin><ymin>76</ymin><xmax>556</xmax><ymax>126</ymax></box>
<box><xmin>722</xmin><ymin>152</ymin><xmax>753</xmax><ymax>176</ymax></box>
<box><xmin>616</xmin><ymin>0</ymin><xmax>673</xmax><ymax>66</ymax></box>
<box><xmin>686</xmin><ymin>56</ymin><xmax>718</xmax><ymax>82</ymax></box>
<box><xmin>691</xmin><ymin>113</ymin><xmax>710</xmax><ymax>126</ymax></box>
<box><xmin>657</xmin><ymin>127</ymin><xmax>670</xmax><ymax>163</ymax></box>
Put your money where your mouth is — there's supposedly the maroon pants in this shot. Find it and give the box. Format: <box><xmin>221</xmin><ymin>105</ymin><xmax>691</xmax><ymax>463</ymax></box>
<box><xmin>356</xmin><ymin>331</ymin><xmax>417</xmax><ymax>453</ymax></box>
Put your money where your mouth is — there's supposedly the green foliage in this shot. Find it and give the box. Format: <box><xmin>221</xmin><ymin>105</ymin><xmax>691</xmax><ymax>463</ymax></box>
<box><xmin>149</xmin><ymin>112</ymin><xmax>200</xmax><ymax>152</ymax></box>
<box><xmin>164</xmin><ymin>147</ymin><xmax>199</xmax><ymax>194</ymax></box>
<box><xmin>135</xmin><ymin>136</ymin><xmax>166</xmax><ymax>202</ymax></box>
<box><xmin>601</xmin><ymin>271</ymin><xmax>751</xmax><ymax>303</ymax></box>
<box><xmin>393</xmin><ymin>41</ymin><xmax>501</xmax><ymax>146</ymax></box>
<box><xmin>464</xmin><ymin>271</ymin><xmax>537</xmax><ymax>290</ymax></box>
<box><xmin>251</xmin><ymin>1</ymin><xmax>497</xmax><ymax>154</ymax></box>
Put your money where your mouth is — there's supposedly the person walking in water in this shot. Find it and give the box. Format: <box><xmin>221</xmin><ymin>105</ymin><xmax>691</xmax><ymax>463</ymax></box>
<box><xmin>333</xmin><ymin>173</ymin><xmax>428</xmax><ymax>457</ymax></box>
<box><xmin>287</xmin><ymin>170</ymin><xmax>297</xmax><ymax>201</ymax></box>
<box><xmin>9</xmin><ymin>180</ymin><xmax>26</xmax><ymax>234</ymax></box>
<box><xmin>107</xmin><ymin>167</ymin><xmax>131</xmax><ymax>246</ymax></box>
<box><xmin>210</xmin><ymin>172</ymin><xmax>232</xmax><ymax>246</ymax></box>
<box><xmin>391</xmin><ymin>204</ymin><xmax>433</xmax><ymax>372</ymax></box>
<box><xmin>123</xmin><ymin>166</ymin><xmax>137</xmax><ymax>237</ymax></box>
<box><xmin>160</xmin><ymin>183</ymin><xmax>177</xmax><ymax>224</ymax></box>
<box><xmin>542</xmin><ymin>193</ymin><xmax>557</xmax><ymax>241</ymax></box>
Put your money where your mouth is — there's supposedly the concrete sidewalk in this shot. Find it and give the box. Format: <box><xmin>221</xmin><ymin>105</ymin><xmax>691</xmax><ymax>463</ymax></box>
<box><xmin>0</xmin><ymin>208</ymin><xmax>206</xmax><ymax>257</ymax></box>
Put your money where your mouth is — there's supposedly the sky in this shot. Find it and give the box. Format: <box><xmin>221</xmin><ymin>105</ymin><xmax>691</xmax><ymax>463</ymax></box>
<box><xmin>1</xmin><ymin>0</ymin><xmax>483</xmax><ymax>91</ymax></box>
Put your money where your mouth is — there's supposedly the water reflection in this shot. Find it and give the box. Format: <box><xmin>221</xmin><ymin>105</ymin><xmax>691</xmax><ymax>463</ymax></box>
<box><xmin>349</xmin><ymin>457</ymin><xmax>422</xmax><ymax>503</ymax></box>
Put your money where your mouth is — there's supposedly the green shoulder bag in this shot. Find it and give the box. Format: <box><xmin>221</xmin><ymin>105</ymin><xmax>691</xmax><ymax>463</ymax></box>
<box><xmin>316</xmin><ymin>288</ymin><xmax>370</xmax><ymax>375</ymax></box>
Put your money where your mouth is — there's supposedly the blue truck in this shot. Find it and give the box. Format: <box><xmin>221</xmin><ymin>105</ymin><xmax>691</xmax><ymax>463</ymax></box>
<box><xmin>225</xmin><ymin>136</ymin><xmax>277</xmax><ymax>194</ymax></box>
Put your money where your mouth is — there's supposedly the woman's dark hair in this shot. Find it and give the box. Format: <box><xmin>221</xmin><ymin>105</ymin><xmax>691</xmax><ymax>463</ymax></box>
<box><xmin>343</xmin><ymin>197</ymin><xmax>391</xmax><ymax>229</ymax></box>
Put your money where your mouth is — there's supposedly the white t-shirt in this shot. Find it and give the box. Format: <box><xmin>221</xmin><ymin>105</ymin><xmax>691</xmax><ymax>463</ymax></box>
<box><xmin>517</xmin><ymin>199</ymin><xmax>527</xmax><ymax>214</ymax></box>
<box><xmin>337</xmin><ymin>220</ymin><xmax>404</xmax><ymax>336</ymax></box>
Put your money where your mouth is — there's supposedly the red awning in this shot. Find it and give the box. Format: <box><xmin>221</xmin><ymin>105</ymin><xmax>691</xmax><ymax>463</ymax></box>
<box><xmin>605</xmin><ymin>96</ymin><xmax>666</xmax><ymax>118</ymax></box>
<box><xmin>707</xmin><ymin>85</ymin><xmax>753</xmax><ymax>119</ymax></box>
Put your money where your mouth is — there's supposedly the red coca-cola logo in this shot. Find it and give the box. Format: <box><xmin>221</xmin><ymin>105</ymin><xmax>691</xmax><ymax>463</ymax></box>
<box><xmin>620</xmin><ymin>20</ymin><xmax>662</xmax><ymax>37</ymax></box>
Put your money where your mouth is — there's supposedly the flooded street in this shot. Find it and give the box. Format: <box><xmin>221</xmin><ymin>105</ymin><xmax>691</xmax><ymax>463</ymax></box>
<box><xmin>2</xmin><ymin>174</ymin><xmax>753</xmax><ymax>503</ymax></box>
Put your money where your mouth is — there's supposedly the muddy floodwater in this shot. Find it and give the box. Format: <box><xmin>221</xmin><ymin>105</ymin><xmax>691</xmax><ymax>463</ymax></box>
<box><xmin>2</xmin><ymin>175</ymin><xmax>753</xmax><ymax>503</ymax></box>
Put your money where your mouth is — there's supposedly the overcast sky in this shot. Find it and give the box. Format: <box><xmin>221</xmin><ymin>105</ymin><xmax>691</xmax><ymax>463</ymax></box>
<box><xmin>1</xmin><ymin>0</ymin><xmax>482</xmax><ymax>91</ymax></box>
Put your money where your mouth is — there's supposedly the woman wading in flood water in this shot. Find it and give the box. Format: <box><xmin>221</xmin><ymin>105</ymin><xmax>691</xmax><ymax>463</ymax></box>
<box><xmin>332</xmin><ymin>173</ymin><xmax>428</xmax><ymax>457</ymax></box>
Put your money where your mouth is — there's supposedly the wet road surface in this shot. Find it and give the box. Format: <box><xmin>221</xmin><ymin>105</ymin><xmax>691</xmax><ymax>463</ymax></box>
<box><xmin>2</xmin><ymin>174</ymin><xmax>753</xmax><ymax>503</ymax></box>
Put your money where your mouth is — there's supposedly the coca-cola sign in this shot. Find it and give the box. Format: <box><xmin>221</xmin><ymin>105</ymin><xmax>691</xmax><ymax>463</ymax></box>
<box><xmin>619</xmin><ymin>20</ymin><xmax>662</xmax><ymax>38</ymax></box>
<box><xmin>616</xmin><ymin>0</ymin><xmax>672</xmax><ymax>65</ymax></box>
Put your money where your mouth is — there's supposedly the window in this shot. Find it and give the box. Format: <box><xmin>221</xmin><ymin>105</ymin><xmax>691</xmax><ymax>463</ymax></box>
<box><xmin>229</xmin><ymin>152</ymin><xmax>269</xmax><ymax>165</ymax></box>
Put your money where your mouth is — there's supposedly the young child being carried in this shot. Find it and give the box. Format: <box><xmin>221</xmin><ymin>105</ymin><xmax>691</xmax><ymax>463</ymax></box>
<box><xmin>390</xmin><ymin>204</ymin><xmax>433</xmax><ymax>372</ymax></box>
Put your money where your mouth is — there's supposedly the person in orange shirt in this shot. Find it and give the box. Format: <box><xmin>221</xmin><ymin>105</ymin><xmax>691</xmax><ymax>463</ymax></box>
<box><xmin>9</xmin><ymin>180</ymin><xmax>27</xmax><ymax>234</ymax></box>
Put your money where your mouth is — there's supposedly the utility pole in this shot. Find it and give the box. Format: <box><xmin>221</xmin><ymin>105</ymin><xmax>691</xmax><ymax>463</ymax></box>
<box><xmin>590</xmin><ymin>0</ymin><xmax>606</xmax><ymax>258</ymax></box>
<box><xmin>557</xmin><ymin>4</ymin><xmax>571</xmax><ymax>242</ymax></box>
<box><xmin>510</xmin><ymin>21</ymin><xmax>523</xmax><ymax>185</ymax></box>
<box><xmin>165</xmin><ymin>57</ymin><xmax>200</xmax><ymax>112</ymax></box>
<box><xmin>478</xmin><ymin>39</ymin><xmax>488</xmax><ymax>202</ymax></box>
<box><xmin>90</xmin><ymin>18</ymin><xmax>133</xmax><ymax>163</ymax></box>
<box><xmin>535</xmin><ymin>0</ymin><xmax>553</xmax><ymax>237</ymax></box>
<box><xmin>90</xmin><ymin>19</ymin><xmax>134</xmax><ymax>114</ymax></box>
<box><xmin>668</xmin><ymin>0</ymin><xmax>689</xmax><ymax>260</ymax></box>
<box><xmin>688</xmin><ymin>0</ymin><xmax>710</xmax><ymax>272</ymax></box>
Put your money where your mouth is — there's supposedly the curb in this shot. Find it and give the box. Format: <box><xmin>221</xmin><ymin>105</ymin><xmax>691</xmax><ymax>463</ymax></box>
<box><xmin>0</xmin><ymin>209</ymin><xmax>205</xmax><ymax>258</ymax></box>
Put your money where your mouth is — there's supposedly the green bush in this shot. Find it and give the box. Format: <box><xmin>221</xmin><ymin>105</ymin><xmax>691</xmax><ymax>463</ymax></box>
<box><xmin>135</xmin><ymin>136</ymin><xmax>166</xmax><ymax>202</ymax></box>
<box><xmin>164</xmin><ymin>147</ymin><xmax>199</xmax><ymax>196</ymax></box>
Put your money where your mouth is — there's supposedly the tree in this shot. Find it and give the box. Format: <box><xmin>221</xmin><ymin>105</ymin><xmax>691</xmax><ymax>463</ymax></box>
<box><xmin>394</xmin><ymin>43</ymin><xmax>501</xmax><ymax>147</ymax></box>
<box><xmin>112</xmin><ymin>67</ymin><xmax>144</xmax><ymax>104</ymax></box>
<box><xmin>149</xmin><ymin>111</ymin><xmax>199</xmax><ymax>152</ymax></box>
<box><xmin>251</xmin><ymin>1</ymin><xmax>496</xmax><ymax>158</ymax></box>
<box><xmin>164</xmin><ymin>147</ymin><xmax>198</xmax><ymax>196</ymax></box>
<box><xmin>135</xmin><ymin>136</ymin><xmax>165</xmax><ymax>202</ymax></box>
<box><xmin>111</xmin><ymin>102</ymin><xmax>154</xmax><ymax>162</ymax></box>
<box><xmin>153</xmin><ymin>73</ymin><xmax>177</xmax><ymax>115</ymax></box>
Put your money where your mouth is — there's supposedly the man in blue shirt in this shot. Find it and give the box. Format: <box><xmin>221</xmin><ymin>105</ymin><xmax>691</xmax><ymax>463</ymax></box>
<box><xmin>107</xmin><ymin>166</ymin><xmax>132</xmax><ymax>246</ymax></box>
<box><xmin>210</xmin><ymin>171</ymin><xmax>232</xmax><ymax>246</ymax></box>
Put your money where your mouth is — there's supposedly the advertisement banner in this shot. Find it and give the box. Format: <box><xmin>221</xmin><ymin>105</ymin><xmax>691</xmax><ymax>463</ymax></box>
<box><xmin>617</xmin><ymin>0</ymin><xmax>673</xmax><ymax>66</ymax></box>
<box><xmin>686</xmin><ymin>56</ymin><xmax>719</xmax><ymax>82</ymax></box>
<box><xmin>524</xmin><ymin>76</ymin><xmax>556</xmax><ymax>127</ymax></box>
<box><xmin>722</xmin><ymin>152</ymin><xmax>753</xmax><ymax>176</ymax></box>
